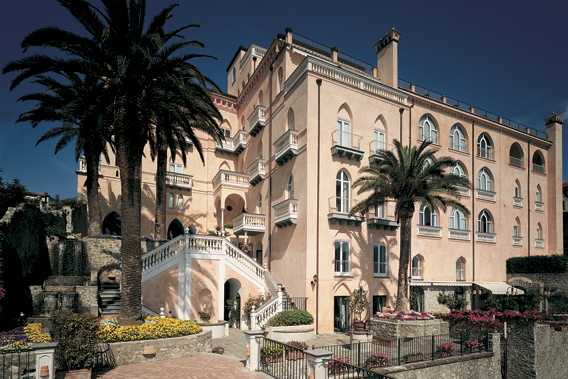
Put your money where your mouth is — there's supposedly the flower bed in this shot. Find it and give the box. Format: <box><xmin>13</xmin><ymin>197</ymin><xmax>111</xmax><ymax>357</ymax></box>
<box><xmin>442</xmin><ymin>309</ymin><xmax>545</xmax><ymax>331</ymax></box>
<box><xmin>0</xmin><ymin>324</ymin><xmax>51</xmax><ymax>351</ymax></box>
<box><xmin>99</xmin><ymin>317</ymin><xmax>202</xmax><ymax>343</ymax></box>
<box><xmin>370</xmin><ymin>312</ymin><xmax>448</xmax><ymax>339</ymax></box>
<box><xmin>373</xmin><ymin>310</ymin><xmax>436</xmax><ymax>321</ymax></box>
<box><xmin>365</xmin><ymin>352</ymin><xmax>388</xmax><ymax>368</ymax></box>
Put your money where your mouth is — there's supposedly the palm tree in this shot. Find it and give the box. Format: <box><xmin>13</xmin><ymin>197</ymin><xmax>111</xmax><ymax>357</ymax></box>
<box><xmin>3</xmin><ymin>0</ymin><xmax>223</xmax><ymax>325</ymax></box>
<box><xmin>15</xmin><ymin>72</ymin><xmax>112</xmax><ymax>236</ymax></box>
<box><xmin>349</xmin><ymin>140</ymin><xmax>471</xmax><ymax>311</ymax></box>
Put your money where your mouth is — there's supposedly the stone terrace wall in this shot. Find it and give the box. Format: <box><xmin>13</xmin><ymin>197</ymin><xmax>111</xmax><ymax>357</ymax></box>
<box><xmin>370</xmin><ymin>318</ymin><xmax>449</xmax><ymax>339</ymax></box>
<box><xmin>508</xmin><ymin>273</ymin><xmax>568</xmax><ymax>294</ymax></box>
<box><xmin>97</xmin><ymin>330</ymin><xmax>211</xmax><ymax>367</ymax></box>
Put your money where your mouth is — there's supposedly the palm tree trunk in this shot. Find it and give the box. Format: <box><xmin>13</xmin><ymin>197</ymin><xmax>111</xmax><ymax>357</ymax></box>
<box><xmin>154</xmin><ymin>130</ymin><xmax>167</xmax><ymax>239</ymax></box>
<box><xmin>85</xmin><ymin>150</ymin><xmax>102</xmax><ymax>236</ymax></box>
<box><xmin>116</xmin><ymin>137</ymin><xmax>143</xmax><ymax>326</ymax></box>
<box><xmin>395</xmin><ymin>215</ymin><xmax>412</xmax><ymax>311</ymax></box>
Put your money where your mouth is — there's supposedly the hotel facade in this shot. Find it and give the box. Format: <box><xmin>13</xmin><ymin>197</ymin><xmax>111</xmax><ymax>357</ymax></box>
<box><xmin>77</xmin><ymin>28</ymin><xmax>564</xmax><ymax>334</ymax></box>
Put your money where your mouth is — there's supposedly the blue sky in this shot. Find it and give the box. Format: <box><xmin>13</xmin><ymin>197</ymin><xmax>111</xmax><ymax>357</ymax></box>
<box><xmin>1</xmin><ymin>0</ymin><xmax>567</xmax><ymax>199</ymax></box>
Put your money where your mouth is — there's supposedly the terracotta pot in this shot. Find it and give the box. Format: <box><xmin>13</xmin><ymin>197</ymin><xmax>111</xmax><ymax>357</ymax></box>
<box><xmin>403</xmin><ymin>354</ymin><xmax>424</xmax><ymax>363</ymax></box>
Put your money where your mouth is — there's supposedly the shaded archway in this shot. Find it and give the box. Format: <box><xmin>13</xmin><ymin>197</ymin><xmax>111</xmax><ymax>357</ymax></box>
<box><xmin>167</xmin><ymin>219</ymin><xmax>184</xmax><ymax>239</ymax></box>
<box><xmin>102</xmin><ymin>211</ymin><xmax>121</xmax><ymax>236</ymax></box>
<box><xmin>224</xmin><ymin>278</ymin><xmax>242</xmax><ymax>326</ymax></box>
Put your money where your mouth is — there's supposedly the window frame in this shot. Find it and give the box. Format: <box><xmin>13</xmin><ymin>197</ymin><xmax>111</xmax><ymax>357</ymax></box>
<box><xmin>177</xmin><ymin>194</ymin><xmax>183</xmax><ymax>210</ymax></box>
<box><xmin>450</xmin><ymin>208</ymin><xmax>467</xmax><ymax>230</ymax></box>
<box><xmin>419</xmin><ymin>204</ymin><xmax>438</xmax><ymax>227</ymax></box>
<box><xmin>450</xmin><ymin>124</ymin><xmax>466</xmax><ymax>152</ymax></box>
<box><xmin>477</xmin><ymin>210</ymin><xmax>493</xmax><ymax>234</ymax></box>
<box><xmin>411</xmin><ymin>255</ymin><xmax>423</xmax><ymax>279</ymax></box>
<box><xmin>334</xmin><ymin>240</ymin><xmax>350</xmax><ymax>275</ymax></box>
<box><xmin>168</xmin><ymin>193</ymin><xmax>174</xmax><ymax>209</ymax></box>
<box><xmin>335</xmin><ymin>170</ymin><xmax>350</xmax><ymax>213</ymax></box>
<box><xmin>286</xmin><ymin>175</ymin><xmax>294</xmax><ymax>199</ymax></box>
<box><xmin>477</xmin><ymin>168</ymin><xmax>493</xmax><ymax>191</ymax></box>
<box><xmin>456</xmin><ymin>258</ymin><xmax>465</xmax><ymax>281</ymax></box>
<box><xmin>373</xmin><ymin>243</ymin><xmax>387</xmax><ymax>277</ymax></box>
<box><xmin>418</xmin><ymin>115</ymin><xmax>438</xmax><ymax>144</ymax></box>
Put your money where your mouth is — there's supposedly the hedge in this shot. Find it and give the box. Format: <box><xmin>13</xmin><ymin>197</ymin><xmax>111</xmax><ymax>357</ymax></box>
<box><xmin>506</xmin><ymin>255</ymin><xmax>568</xmax><ymax>274</ymax></box>
<box><xmin>268</xmin><ymin>310</ymin><xmax>314</xmax><ymax>326</ymax></box>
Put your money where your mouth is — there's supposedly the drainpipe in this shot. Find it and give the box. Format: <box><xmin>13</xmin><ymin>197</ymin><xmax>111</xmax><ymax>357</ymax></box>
<box><xmin>471</xmin><ymin>121</ymin><xmax>476</xmax><ymax>282</ymax></box>
<box><xmin>399</xmin><ymin>108</ymin><xmax>404</xmax><ymax>142</ymax></box>
<box><xmin>408</xmin><ymin>99</ymin><xmax>414</xmax><ymax>145</ymax></box>
<box><xmin>268</xmin><ymin>64</ymin><xmax>274</xmax><ymax>270</ymax></box>
<box><xmin>527</xmin><ymin>142</ymin><xmax>531</xmax><ymax>257</ymax></box>
<box><xmin>316</xmin><ymin>78</ymin><xmax>322</xmax><ymax>334</ymax></box>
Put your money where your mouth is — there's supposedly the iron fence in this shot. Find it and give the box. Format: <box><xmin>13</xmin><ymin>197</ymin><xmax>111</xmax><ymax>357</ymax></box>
<box><xmin>259</xmin><ymin>337</ymin><xmax>307</xmax><ymax>379</ymax></box>
<box><xmin>326</xmin><ymin>358</ymin><xmax>395</xmax><ymax>378</ymax></box>
<box><xmin>0</xmin><ymin>349</ymin><xmax>34</xmax><ymax>379</ymax></box>
<box><xmin>283</xmin><ymin>297</ymin><xmax>307</xmax><ymax>311</ymax></box>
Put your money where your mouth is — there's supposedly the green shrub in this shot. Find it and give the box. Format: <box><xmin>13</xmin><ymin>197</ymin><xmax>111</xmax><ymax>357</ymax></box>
<box><xmin>52</xmin><ymin>311</ymin><xmax>101</xmax><ymax>370</ymax></box>
<box><xmin>268</xmin><ymin>310</ymin><xmax>314</xmax><ymax>326</ymax></box>
<box><xmin>437</xmin><ymin>292</ymin><xmax>468</xmax><ymax>310</ymax></box>
<box><xmin>506</xmin><ymin>255</ymin><xmax>568</xmax><ymax>274</ymax></box>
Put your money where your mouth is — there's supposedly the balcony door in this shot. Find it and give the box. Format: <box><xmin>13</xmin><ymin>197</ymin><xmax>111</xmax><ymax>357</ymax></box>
<box><xmin>337</xmin><ymin>119</ymin><xmax>351</xmax><ymax>148</ymax></box>
<box><xmin>374</xmin><ymin>129</ymin><xmax>386</xmax><ymax>152</ymax></box>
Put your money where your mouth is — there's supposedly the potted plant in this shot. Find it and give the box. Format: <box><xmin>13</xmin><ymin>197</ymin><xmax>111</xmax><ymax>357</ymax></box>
<box><xmin>364</xmin><ymin>352</ymin><xmax>389</xmax><ymax>368</ymax></box>
<box><xmin>286</xmin><ymin>341</ymin><xmax>308</xmax><ymax>360</ymax></box>
<box><xmin>225</xmin><ymin>298</ymin><xmax>240</xmax><ymax>328</ymax></box>
<box><xmin>260</xmin><ymin>345</ymin><xmax>284</xmax><ymax>363</ymax></box>
<box><xmin>435</xmin><ymin>342</ymin><xmax>455</xmax><ymax>358</ymax></box>
<box><xmin>403</xmin><ymin>352</ymin><xmax>424</xmax><ymax>363</ymax></box>
<box><xmin>349</xmin><ymin>287</ymin><xmax>369</xmax><ymax>331</ymax></box>
<box><xmin>328</xmin><ymin>355</ymin><xmax>350</xmax><ymax>376</ymax></box>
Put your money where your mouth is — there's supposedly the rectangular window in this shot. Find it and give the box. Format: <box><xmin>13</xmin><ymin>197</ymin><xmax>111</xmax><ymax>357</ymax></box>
<box><xmin>221</xmin><ymin>127</ymin><xmax>231</xmax><ymax>139</ymax></box>
<box><xmin>169</xmin><ymin>162</ymin><xmax>182</xmax><ymax>173</ymax></box>
<box><xmin>513</xmin><ymin>225</ymin><xmax>519</xmax><ymax>237</ymax></box>
<box><xmin>337</xmin><ymin>119</ymin><xmax>351</xmax><ymax>148</ymax></box>
<box><xmin>374</xmin><ymin>244</ymin><xmax>387</xmax><ymax>277</ymax></box>
<box><xmin>334</xmin><ymin>241</ymin><xmax>350</xmax><ymax>274</ymax></box>
<box><xmin>372</xmin><ymin>296</ymin><xmax>387</xmax><ymax>315</ymax></box>
<box><xmin>374</xmin><ymin>129</ymin><xmax>386</xmax><ymax>152</ymax></box>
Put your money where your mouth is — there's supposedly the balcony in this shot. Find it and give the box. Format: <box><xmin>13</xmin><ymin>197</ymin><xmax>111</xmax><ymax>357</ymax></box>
<box><xmin>509</xmin><ymin>156</ymin><xmax>524</xmax><ymax>168</ymax></box>
<box><xmin>476</xmin><ymin>232</ymin><xmax>496</xmax><ymax>243</ymax></box>
<box><xmin>532</xmin><ymin>163</ymin><xmax>545</xmax><ymax>175</ymax></box>
<box><xmin>248</xmin><ymin>157</ymin><xmax>266</xmax><ymax>186</ymax></box>
<box><xmin>166</xmin><ymin>172</ymin><xmax>193</xmax><ymax>190</ymax></box>
<box><xmin>368</xmin><ymin>141</ymin><xmax>394</xmax><ymax>165</ymax></box>
<box><xmin>215</xmin><ymin>130</ymin><xmax>247</xmax><ymax>155</ymax></box>
<box><xmin>248</xmin><ymin>105</ymin><xmax>266</xmax><ymax>137</ymax></box>
<box><xmin>213</xmin><ymin>170</ymin><xmax>249</xmax><ymax>191</ymax></box>
<box><xmin>233</xmin><ymin>213</ymin><xmax>265</xmax><ymax>236</ymax></box>
<box><xmin>273</xmin><ymin>198</ymin><xmax>298</xmax><ymax>228</ymax></box>
<box><xmin>477</xmin><ymin>146</ymin><xmax>493</xmax><ymax>160</ymax></box>
<box><xmin>417</xmin><ymin>225</ymin><xmax>442</xmax><ymax>238</ymax></box>
<box><xmin>513</xmin><ymin>236</ymin><xmax>523</xmax><ymax>246</ymax></box>
<box><xmin>456</xmin><ymin>185</ymin><xmax>471</xmax><ymax>197</ymax></box>
<box><xmin>331</xmin><ymin>130</ymin><xmax>364</xmax><ymax>161</ymax></box>
<box><xmin>449</xmin><ymin>229</ymin><xmax>471</xmax><ymax>241</ymax></box>
<box><xmin>476</xmin><ymin>189</ymin><xmax>496</xmax><ymax>202</ymax></box>
<box><xmin>535</xmin><ymin>239</ymin><xmax>544</xmax><ymax>248</ymax></box>
<box><xmin>77</xmin><ymin>157</ymin><xmax>101</xmax><ymax>174</ymax></box>
<box><xmin>535</xmin><ymin>201</ymin><xmax>544</xmax><ymax>212</ymax></box>
<box><xmin>327</xmin><ymin>197</ymin><xmax>365</xmax><ymax>226</ymax></box>
<box><xmin>367</xmin><ymin>205</ymin><xmax>399</xmax><ymax>230</ymax></box>
<box><xmin>513</xmin><ymin>197</ymin><xmax>523</xmax><ymax>207</ymax></box>
<box><xmin>274</xmin><ymin>129</ymin><xmax>298</xmax><ymax>166</ymax></box>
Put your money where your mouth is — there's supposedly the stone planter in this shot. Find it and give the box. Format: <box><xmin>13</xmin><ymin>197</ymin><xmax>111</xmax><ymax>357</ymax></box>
<box><xmin>403</xmin><ymin>354</ymin><xmax>424</xmax><ymax>363</ymax></box>
<box><xmin>196</xmin><ymin>321</ymin><xmax>229</xmax><ymax>339</ymax></box>
<box><xmin>266</xmin><ymin>324</ymin><xmax>314</xmax><ymax>343</ymax></box>
<box><xmin>350</xmin><ymin>331</ymin><xmax>372</xmax><ymax>344</ymax></box>
<box><xmin>370</xmin><ymin>317</ymin><xmax>448</xmax><ymax>340</ymax></box>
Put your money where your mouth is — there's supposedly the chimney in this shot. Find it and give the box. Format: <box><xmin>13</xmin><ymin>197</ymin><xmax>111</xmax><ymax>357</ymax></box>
<box><xmin>373</xmin><ymin>28</ymin><xmax>402</xmax><ymax>88</ymax></box>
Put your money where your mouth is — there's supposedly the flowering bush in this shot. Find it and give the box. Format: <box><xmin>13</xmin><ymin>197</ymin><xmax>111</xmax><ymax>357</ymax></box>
<box><xmin>445</xmin><ymin>309</ymin><xmax>544</xmax><ymax>329</ymax></box>
<box><xmin>436</xmin><ymin>343</ymin><xmax>455</xmax><ymax>357</ymax></box>
<box><xmin>212</xmin><ymin>346</ymin><xmax>225</xmax><ymax>354</ymax></box>
<box><xmin>328</xmin><ymin>356</ymin><xmax>351</xmax><ymax>374</ymax></box>
<box><xmin>0</xmin><ymin>287</ymin><xmax>5</xmax><ymax>301</ymax></box>
<box><xmin>287</xmin><ymin>341</ymin><xmax>308</xmax><ymax>350</ymax></box>
<box><xmin>261</xmin><ymin>344</ymin><xmax>284</xmax><ymax>358</ymax></box>
<box><xmin>99</xmin><ymin>317</ymin><xmax>202</xmax><ymax>343</ymax></box>
<box><xmin>373</xmin><ymin>310</ymin><xmax>435</xmax><ymax>321</ymax></box>
<box><xmin>431</xmin><ymin>312</ymin><xmax>447</xmax><ymax>319</ymax></box>
<box><xmin>365</xmin><ymin>352</ymin><xmax>388</xmax><ymax>367</ymax></box>
<box><xmin>463</xmin><ymin>340</ymin><xmax>485</xmax><ymax>351</ymax></box>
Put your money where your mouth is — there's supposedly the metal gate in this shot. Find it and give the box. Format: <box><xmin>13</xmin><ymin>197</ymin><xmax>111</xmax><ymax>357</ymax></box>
<box><xmin>258</xmin><ymin>337</ymin><xmax>307</xmax><ymax>379</ymax></box>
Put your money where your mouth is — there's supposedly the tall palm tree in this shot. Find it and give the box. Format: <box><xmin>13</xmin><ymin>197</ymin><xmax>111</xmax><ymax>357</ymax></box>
<box><xmin>15</xmin><ymin>72</ymin><xmax>112</xmax><ymax>236</ymax></box>
<box><xmin>4</xmin><ymin>0</ymin><xmax>223</xmax><ymax>325</ymax></box>
<box><xmin>349</xmin><ymin>140</ymin><xmax>471</xmax><ymax>311</ymax></box>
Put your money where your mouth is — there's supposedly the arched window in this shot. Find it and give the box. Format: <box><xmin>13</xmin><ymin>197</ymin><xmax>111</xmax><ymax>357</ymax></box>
<box><xmin>450</xmin><ymin>124</ymin><xmax>466</xmax><ymax>152</ymax></box>
<box><xmin>532</xmin><ymin>151</ymin><xmax>545</xmax><ymax>174</ymax></box>
<box><xmin>536</xmin><ymin>185</ymin><xmax>543</xmax><ymax>203</ymax></box>
<box><xmin>336</xmin><ymin>170</ymin><xmax>350</xmax><ymax>213</ymax></box>
<box><xmin>419</xmin><ymin>204</ymin><xmax>438</xmax><ymax>226</ymax></box>
<box><xmin>477</xmin><ymin>210</ymin><xmax>493</xmax><ymax>234</ymax></box>
<box><xmin>102</xmin><ymin>212</ymin><xmax>121</xmax><ymax>236</ymax></box>
<box><xmin>258</xmin><ymin>91</ymin><xmax>264</xmax><ymax>106</ymax></box>
<box><xmin>168</xmin><ymin>193</ymin><xmax>175</xmax><ymax>209</ymax></box>
<box><xmin>513</xmin><ymin>217</ymin><xmax>521</xmax><ymax>237</ymax></box>
<box><xmin>451</xmin><ymin>162</ymin><xmax>467</xmax><ymax>178</ymax></box>
<box><xmin>278</xmin><ymin>67</ymin><xmax>284</xmax><ymax>92</ymax></box>
<box><xmin>536</xmin><ymin>223</ymin><xmax>543</xmax><ymax>240</ymax></box>
<box><xmin>287</xmin><ymin>108</ymin><xmax>295</xmax><ymax>130</ymax></box>
<box><xmin>477</xmin><ymin>133</ymin><xmax>493</xmax><ymax>159</ymax></box>
<box><xmin>231</xmin><ymin>67</ymin><xmax>236</xmax><ymax>84</ymax></box>
<box><xmin>177</xmin><ymin>195</ymin><xmax>183</xmax><ymax>210</ymax></box>
<box><xmin>418</xmin><ymin>115</ymin><xmax>438</xmax><ymax>144</ymax></box>
<box><xmin>450</xmin><ymin>208</ymin><xmax>466</xmax><ymax>230</ymax></box>
<box><xmin>514</xmin><ymin>180</ymin><xmax>521</xmax><ymax>199</ymax></box>
<box><xmin>423</xmin><ymin>157</ymin><xmax>434</xmax><ymax>170</ymax></box>
<box><xmin>509</xmin><ymin>143</ymin><xmax>524</xmax><ymax>168</ymax></box>
<box><xmin>456</xmin><ymin>258</ymin><xmax>465</xmax><ymax>281</ymax></box>
<box><xmin>412</xmin><ymin>255</ymin><xmax>423</xmax><ymax>279</ymax></box>
<box><xmin>286</xmin><ymin>175</ymin><xmax>294</xmax><ymax>199</ymax></box>
<box><xmin>477</xmin><ymin>168</ymin><xmax>493</xmax><ymax>191</ymax></box>
<box><xmin>257</xmin><ymin>195</ymin><xmax>262</xmax><ymax>213</ymax></box>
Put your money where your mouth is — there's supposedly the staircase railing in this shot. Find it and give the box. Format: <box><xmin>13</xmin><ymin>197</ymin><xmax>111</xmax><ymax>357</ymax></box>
<box><xmin>142</xmin><ymin>235</ymin><xmax>185</xmax><ymax>271</ymax></box>
<box><xmin>223</xmin><ymin>239</ymin><xmax>265</xmax><ymax>282</ymax></box>
<box><xmin>250</xmin><ymin>285</ymin><xmax>282</xmax><ymax>329</ymax></box>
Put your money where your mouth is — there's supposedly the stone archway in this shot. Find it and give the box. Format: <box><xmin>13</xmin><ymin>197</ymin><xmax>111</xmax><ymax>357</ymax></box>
<box><xmin>167</xmin><ymin>219</ymin><xmax>184</xmax><ymax>239</ymax></box>
<box><xmin>102</xmin><ymin>211</ymin><xmax>121</xmax><ymax>236</ymax></box>
<box><xmin>224</xmin><ymin>278</ymin><xmax>242</xmax><ymax>326</ymax></box>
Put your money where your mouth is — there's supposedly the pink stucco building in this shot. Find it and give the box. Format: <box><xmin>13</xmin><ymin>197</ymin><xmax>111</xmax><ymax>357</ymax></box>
<box><xmin>77</xmin><ymin>28</ymin><xmax>563</xmax><ymax>334</ymax></box>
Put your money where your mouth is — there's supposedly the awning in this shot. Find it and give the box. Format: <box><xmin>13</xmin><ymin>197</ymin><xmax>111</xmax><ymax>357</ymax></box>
<box><xmin>410</xmin><ymin>281</ymin><xmax>472</xmax><ymax>287</ymax></box>
<box><xmin>474</xmin><ymin>282</ymin><xmax>525</xmax><ymax>295</ymax></box>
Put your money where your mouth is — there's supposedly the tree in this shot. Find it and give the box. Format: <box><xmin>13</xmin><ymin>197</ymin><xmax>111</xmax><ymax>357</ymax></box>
<box><xmin>0</xmin><ymin>170</ymin><xmax>27</xmax><ymax>218</ymax></box>
<box><xmin>14</xmin><ymin>73</ymin><xmax>112</xmax><ymax>236</ymax></box>
<box><xmin>3</xmin><ymin>0</ymin><xmax>223</xmax><ymax>325</ymax></box>
<box><xmin>349</xmin><ymin>140</ymin><xmax>470</xmax><ymax>311</ymax></box>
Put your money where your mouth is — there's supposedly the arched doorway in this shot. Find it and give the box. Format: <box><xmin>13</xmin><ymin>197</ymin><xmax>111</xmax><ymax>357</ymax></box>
<box><xmin>224</xmin><ymin>278</ymin><xmax>241</xmax><ymax>327</ymax></box>
<box><xmin>102</xmin><ymin>212</ymin><xmax>121</xmax><ymax>236</ymax></box>
<box><xmin>167</xmin><ymin>219</ymin><xmax>184</xmax><ymax>239</ymax></box>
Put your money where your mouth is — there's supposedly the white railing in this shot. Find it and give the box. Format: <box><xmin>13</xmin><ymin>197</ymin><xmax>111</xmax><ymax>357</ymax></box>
<box><xmin>535</xmin><ymin>239</ymin><xmax>544</xmax><ymax>248</ymax></box>
<box><xmin>142</xmin><ymin>235</ymin><xmax>186</xmax><ymax>271</ymax></box>
<box><xmin>248</xmin><ymin>157</ymin><xmax>266</xmax><ymax>181</ymax></box>
<box><xmin>513</xmin><ymin>236</ymin><xmax>523</xmax><ymax>246</ymax></box>
<box><xmin>509</xmin><ymin>156</ymin><xmax>524</xmax><ymax>168</ymax></box>
<box><xmin>367</xmin><ymin>204</ymin><xmax>397</xmax><ymax>221</ymax></box>
<box><xmin>535</xmin><ymin>201</ymin><xmax>544</xmax><ymax>212</ymax></box>
<box><xmin>417</xmin><ymin>225</ymin><xmax>442</xmax><ymax>238</ymax></box>
<box><xmin>251</xmin><ymin>285</ymin><xmax>282</xmax><ymax>329</ymax></box>
<box><xmin>224</xmin><ymin>238</ymin><xmax>265</xmax><ymax>280</ymax></box>
<box><xmin>532</xmin><ymin>163</ymin><xmax>545</xmax><ymax>174</ymax></box>
<box><xmin>456</xmin><ymin>185</ymin><xmax>471</xmax><ymax>197</ymax></box>
<box><xmin>78</xmin><ymin>157</ymin><xmax>101</xmax><ymax>173</ymax></box>
<box><xmin>166</xmin><ymin>172</ymin><xmax>193</xmax><ymax>189</ymax></box>
<box><xmin>233</xmin><ymin>213</ymin><xmax>266</xmax><ymax>234</ymax></box>
<box><xmin>213</xmin><ymin>170</ymin><xmax>249</xmax><ymax>190</ymax></box>
<box><xmin>476</xmin><ymin>232</ymin><xmax>496</xmax><ymax>243</ymax></box>
<box><xmin>449</xmin><ymin>229</ymin><xmax>471</xmax><ymax>241</ymax></box>
<box><xmin>274</xmin><ymin>129</ymin><xmax>299</xmax><ymax>160</ymax></box>
<box><xmin>215</xmin><ymin>130</ymin><xmax>247</xmax><ymax>153</ymax></box>
<box><xmin>369</xmin><ymin>141</ymin><xmax>394</xmax><ymax>156</ymax></box>
<box><xmin>513</xmin><ymin>197</ymin><xmax>523</xmax><ymax>207</ymax></box>
<box><xmin>240</xmin><ymin>44</ymin><xmax>267</xmax><ymax>70</ymax></box>
<box><xmin>332</xmin><ymin>130</ymin><xmax>363</xmax><ymax>150</ymax></box>
<box><xmin>274</xmin><ymin>198</ymin><xmax>298</xmax><ymax>225</ymax></box>
<box><xmin>476</xmin><ymin>189</ymin><xmax>496</xmax><ymax>202</ymax></box>
<box><xmin>477</xmin><ymin>146</ymin><xmax>493</xmax><ymax>160</ymax></box>
<box><xmin>248</xmin><ymin>105</ymin><xmax>266</xmax><ymax>133</ymax></box>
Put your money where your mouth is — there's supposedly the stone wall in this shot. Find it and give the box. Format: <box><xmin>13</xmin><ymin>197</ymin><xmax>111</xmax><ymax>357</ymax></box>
<box><xmin>422</xmin><ymin>287</ymin><xmax>472</xmax><ymax>313</ymax></box>
<box><xmin>507</xmin><ymin>273</ymin><xmax>568</xmax><ymax>294</ymax></box>
<box><xmin>369</xmin><ymin>318</ymin><xmax>449</xmax><ymax>339</ymax></box>
<box><xmin>76</xmin><ymin>285</ymin><xmax>98</xmax><ymax>315</ymax></box>
<box><xmin>378</xmin><ymin>333</ymin><xmax>501</xmax><ymax>379</ymax></box>
<box><xmin>96</xmin><ymin>331</ymin><xmax>211</xmax><ymax>367</ymax></box>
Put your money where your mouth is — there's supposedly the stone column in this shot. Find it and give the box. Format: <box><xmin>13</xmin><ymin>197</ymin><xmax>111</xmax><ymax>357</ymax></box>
<box><xmin>33</xmin><ymin>342</ymin><xmax>58</xmax><ymax>379</ymax></box>
<box><xmin>277</xmin><ymin>285</ymin><xmax>283</xmax><ymax>313</ymax></box>
<box><xmin>306</xmin><ymin>349</ymin><xmax>333</xmax><ymax>379</ymax></box>
<box><xmin>250</xmin><ymin>306</ymin><xmax>257</xmax><ymax>330</ymax></box>
<box><xmin>244</xmin><ymin>330</ymin><xmax>265</xmax><ymax>372</ymax></box>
